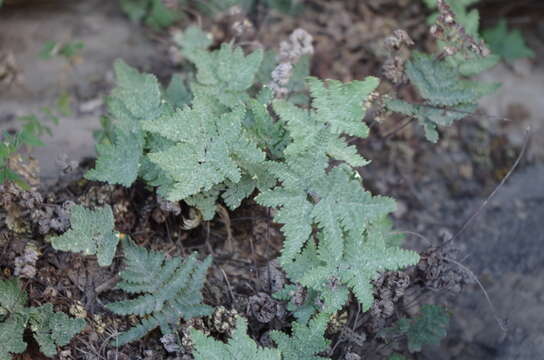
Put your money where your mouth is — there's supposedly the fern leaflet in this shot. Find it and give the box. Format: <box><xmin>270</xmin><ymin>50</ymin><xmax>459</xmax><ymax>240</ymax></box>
<box><xmin>50</xmin><ymin>205</ymin><xmax>119</xmax><ymax>267</ymax></box>
<box><xmin>270</xmin><ymin>313</ymin><xmax>331</xmax><ymax>360</ymax></box>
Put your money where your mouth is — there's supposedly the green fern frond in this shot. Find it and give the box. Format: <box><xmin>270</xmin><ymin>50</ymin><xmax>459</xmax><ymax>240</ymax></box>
<box><xmin>174</xmin><ymin>25</ymin><xmax>213</xmax><ymax>63</ymax></box>
<box><xmin>383</xmin><ymin>304</ymin><xmax>450</xmax><ymax>353</ymax></box>
<box><xmin>143</xmin><ymin>98</ymin><xmax>265</xmax><ymax>201</ymax></box>
<box><xmin>86</xmin><ymin>60</ymin><xmax>164</xmax><ymax>186</ymax></box>
<box><xmin>273</xmin><ymin>285</ymin><xmax>320</xmax><ymax>325</ymax></box>
<box><xmin>339</xmin><ymin>220</ymin><xmax>420</xmax><ymax>311</ymax></box>
<box><xmin>191</xmin><ymin>316</ymin><xmax>281</xmax><ymax>360</ymax></box>
<box><xmin>109</xmin><ymin>59</ymin><xmax>163</xmax><ymax>127</ymax></box>
<box><xmin>85</xmin><ymin>126</ymin><xmax>144</xmax><ymax>187</ymax></box>
<box><xmin>27</xmin><ymin>304</ymin><xmax>87</xmax><ymax>357</ymax></box>
<box><xmin>185</xmin><ymin>185</ymin><xmax>223</xmax><ymax>221</ymax></box>
<box><xmin>387</xmin><ymin>52</ymin><xmax>499</xmax><ymax>142</ymax></box>
<box><xmin>50</xmin><ymin>205</ymin><xmax>119</xmax><ymax>267</ymax></box>
<box><xmin>307</xmin><ymin>77</ymin><xmax>378</xmax><ymax>138</ymax></box>
<box><xmin>282</xmin><ymin>217</ymin><xmax>418</xmax><ymax>314</ymax></box>
<box><xmin>106</xmin><ymin>238</ymin><xmax>212</xmax><ymax>345</ymax></box>
<box><xmin>310</xmin><ymin>166</ymin><xmax>396</xmax><ymax>263</ymax></box>
<box><xmin>188</xmin><ymin>44</ymin><xmax>263</xmax><ymax>107</ymax></box>
<box><xmin>386</xmin><ymin>99</ymin><xmax>476</xmax><ymax>143</ymax></box>
<box><xmin>257</xmin><ymin>163</ymin><xmax>395</xmax><ymax>266</ymax></box>
<box><xmin>270</xmin><ymin>313</ymin><xmax>331</xmax><ymax>360</ymax></box>
<box><xmin>165</xmin><ymin>74</ymin><xmax>193</xmax><ymax>109</ymax></box>
<box><xmin>0</xmin><ymin>279</ymin><xmax>85</xmax><ymax>360</ymax></box>
<box><xmin>0</xmin><ymin>279</ymin><xmax>27</xmax><ymax>315</ymax></box>
<box><xmin>0</xmin><ymin>316</ymin><xmax>27</xmax><ymax>360</ymax></box>
<box><xmin>221</xmin><ymin>161</ymin><xmax>276</xmax><ymax>210</ymax></box>
<box><xmin>482</xmin><ymin>19</ymin><xmax>535</xmax><ymax>63</ymax></box>
<box><xmin>406</xmin><ymin>52</ymin><xmax>493</xmax><ymax>106</ymax></box>
<box><xmin>272</xmin><ymin>77</ymin><xmax>375</xmax><ymax>166</ymax></box>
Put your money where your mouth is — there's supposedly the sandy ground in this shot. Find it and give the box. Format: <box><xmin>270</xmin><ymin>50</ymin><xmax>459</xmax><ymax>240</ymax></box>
<box><xmin>0</xmin><ymin>0</ymin><xmax>157</xmax><ymax>185</ymax></box>
<box><xmin>1</xmin><ymin>2</ymin><xmax>543</xmax><ymax>358</ymax></box>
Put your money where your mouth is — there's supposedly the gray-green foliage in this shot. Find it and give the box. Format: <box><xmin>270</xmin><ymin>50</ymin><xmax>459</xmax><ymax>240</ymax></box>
<box><xmin>50</xmin><ymin>205</ymin><xmax>119</xmax><ymax>267</ymax></box>
<box><xmin>173</xmin><ymin>25</ymin><xmax>213</xmax><ymax>63</ymax></box>
<box><xmin>482</xmin><ymin>19</ymin><xmax>535</xmax><ymax>63</ymax></box>
<box><xmin>191</xmin><ymin>314</ymin><xmax>331</xmax><ymax>360</ymax></box>
<box><xmin>120</xmin><ymin>0</ymin><xmax>303</xmax><ymax>30</ymax></box>
<box><xmin>273</xmin><ymin>284</ymin><xmax>320</xmax><ymax>325</ymax></box>
<box><xmin>256</xmin><ymin>76</ymin><xmax>418</xmax><ymax>313</ymax></box>
<box><xmin>86</xmin><ymin>44</ymin><xmax>273</xmax><ymax>220</ymax></box>
<box><xmin>0</xmin><ymin>279</ymin><xmax>85</xmax><ymax>359</ymax></box>
<box><xmin>120</xmin><ymin>0</ymin><xmax>179</xmax><ymax>29</ymax></box>
<box><xmin>383</xmin><ymin>304</ymin><xmax>450</xmax><ymax>353</ymax></box>
<box><xmin>106</xmin><ymin>238</ymin><xmax>212</xmax><ymax>345</ymax></box>
<box><xmin>280</xmin><ymin>215</ymin><xmax>419</xmax><ymax>314</ymax></box>
<box><xmin>191</xmin><ymin>316</ymin><xmax>281</xmax><ymax>360</ymax></box>
<box><xmin>423</xmin><ymin>0</ymin><xmax>532</xmax><ymax>64</ymax></box>
<box><xmin>88</xmin><ymin>38</ymin><xmax>419</xmax><ymax>317</ymax></box>
<box><xmin>85</xmin><ymin>60</ymin><xmax>164</xmax><ymax>187</ymax></box>
<box><xmin>393</xmin><ymin>0</ymin><xmax>503</xmax><ymax>142</ymax></box>
<box><xmin>387</xmin><ymin>1</ymin><xmax>502</xmax><ymax>143</ymax></box>
<box><xmin>270</xmin><ymin>313</ymin><xmax>331</xmax><ymax>360</ymax></box>
<box><xmin>181</xmin><ymin>0</ymin><xmax>303</xmax><ymax>18</ymax></box>
<box><xmin>386</xmin><ymin>51</ymin><xmax>498</xmax><ymax>142</ymax></box>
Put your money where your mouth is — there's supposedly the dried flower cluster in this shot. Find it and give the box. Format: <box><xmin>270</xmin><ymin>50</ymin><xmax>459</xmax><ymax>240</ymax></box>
<box><xmin>370</xmin><ymin>271</ymin><xmax>411</xmax><ymax>325</ymax></box>
<box><xmin>13</xmin><ymin>241</ymin><xmax>40</xmax><ymax>279</ymax></box>
<box><xmin>0</xmin><ymin>183</ymin><xmax>71</xmax><ymax>235</ymax></box>
<box><xmin>269</xmin><ymin>28</ymin><xmax>314</xmax><ymax>98</ymax></box>
<box><xmin>416</xmin><ymin>248</ymin><xmax>469</xmax><ymax>293</ymax></box>
<box><xmin>382</xmin><ymin>29</ymin><xmax>414</xmax><ymax>85</ymax></box>
<box><xmin>431</xmin><ymin>0</ymin><xmax>490</xmax><ymax>59</ymax></box>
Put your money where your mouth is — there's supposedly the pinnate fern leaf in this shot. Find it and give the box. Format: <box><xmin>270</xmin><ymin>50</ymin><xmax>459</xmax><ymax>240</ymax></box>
<box><xmin>143</xmin><ymin>96</ymin><xmax>265</xmax><ymax>202</ymax></box>
<box><xmin>0</xmin><ymin>279</ymin><xmax>85</xmax><ymax>360</ymax></box>
<box><xmin>191</xmin><ymin>316</ymin><xmax>281</xmax><ymax>360</ymax></box>
<box><xmin>85</xmin><ymin>126</ymin><xmax>144</xmax><ymax>187</ymax></box>
<box><xmin>482</xmin><ymin>19</ymin><xmax>534</xmax><ymax>63</ymax></box>
<box><xmin>283</xmin><ymin>217</ymin><xmax>419</xmax><ymax>313</ymax></box>
<box><xmin>310</xmin><ymin>166</ymin><xmax>396</xmax><ymax>263</ymax></box>
<box><xmin>0</xmin><ymin>316</ymin><xmax>27</xmax><ymax>360</ymax></box>
<box><xmin>307</xmin><ymin>76</ymin><xmax>378</xmax><ymax>137</ymax></box>
<box><xmin>387</xmin><ymin>52</ymin><xmax>499</xmax><ymax>142</ymax></box>
<box><xmin>110</xmin><ymin>60</ymin><xmax>162</xmax><ymax>119</ymax></box>
<box><xmin>405</xmin><ymin>52</ymin><xmax>493</xmax><ymax>106</ymax></box>
<box><xmin>339</xmin><ymin>220</ymin><xmax>420</xmax><ymax>311</ymax></box>
<box><xmin>174</xmin><ymin>25</ymin><xmax>213</xmax><ymax>63</ymax></box>
<box><xmin>106</xmin><ymin>237</ymin><xmax>212</xmax><ymax>345</ymax></box>
<box><xmin>50</xmin><ymin>205</ymin><xmax>119</xmax><ymax>267</ymax></box>
<box><xmin>272</xmin><ymin>77</ymin><xmax>374</xmax><ymax>166</ymax></box>
<box><xmin>189</xmin><ymin>43</ymin><xmax>263</xmax><ymax>106</ymax></box>
<box><xmin>28</xmin><ymin>304</ymin><xmax>87</xmax><ymax>357</ymax></box>
<box><xmin>270</xmin><ymin>313</ymin><xmax>331</xmax><ymax>360</ymax></box>
<box><xmin>384</xmin><ymin>304</ymin><xmax>450</xmax><ymax>353</ymax></box>
<box><xmin>86</xmin><ymin>60</ymin><xmax>163</xmax><ymax>186</ymax></box>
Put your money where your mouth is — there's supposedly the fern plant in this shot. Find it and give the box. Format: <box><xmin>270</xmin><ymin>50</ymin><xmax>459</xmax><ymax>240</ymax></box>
<box><xmin>191</xmin><ymin>314</ymin><xmax>332</xmax><ymax>360</ymax></box>
<box><xmin>270</xmin><ymin>312</ymin><xmax>331</xmax><ymax>360</ymax></box>
<box><xmin>106</xmin><ymin>237</ymin><xmax>212</xmax><ymax>345</ymax></box>
<box><xmin>191</xmin><ymin>316</ymin><xmax>281</xmax><ymax>360</ymax></box>
<box><xmin>86</xmin><ymin>33</ymin><xmax>420</xmax><ymax>322</ymax></box>
<box><xmin>0</xmin><ymin>279</ymin><xmax>85</xmax><ymax>359</ymax></box>
<box><xmin>381</xmin><ymin>304</ymin><xmax>450</xmax><ymax>353</ymax></box>
<box><xmin>50</xmin><ymin>205</ymin><xmax>119</xmax><ymax>267</ymax></box>
<box><xmin>83</xmin><ymin>18</ymin><xmax>490</xmax><ymax>351</ymax></box>
<box><xmin>482</xmin><ymin>19</ymin><xmax>535</xmax><ymax>63</ymax></box>
<box><xmin>388</xmin><ymin>0</ymin><xmax>501</xmax><ymax>142</ymax></box>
